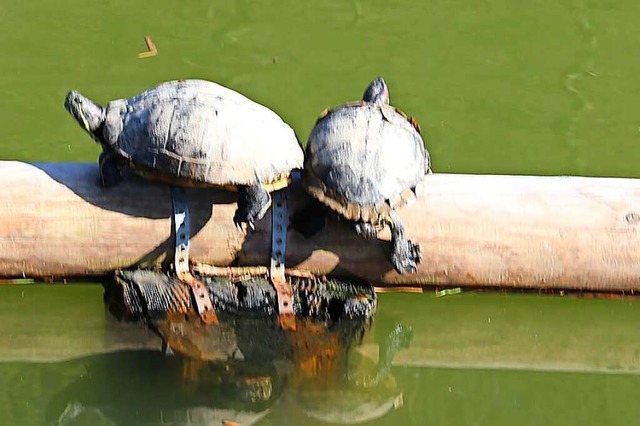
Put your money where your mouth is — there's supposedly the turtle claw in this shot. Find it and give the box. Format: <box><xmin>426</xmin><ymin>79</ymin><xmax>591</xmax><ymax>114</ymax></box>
<box><xmin>388</xmin><ymin>211</ymin><xmax>422</xmax><ymax>274</ymax></box>
<box><xmin>235</xmin><ymin>185</ymin><xmax>270</xmax><ymax>232</ymax></box>
<box><xmin>233</xmin><ymin>212</ymin><xmax>258</xmax><ymax>233</ymax></box>
<box><xmin>353</xmin><ymin>221</ymin><xmax>379</xmax><ymax>240</ymax></box>
<box><xmin>233</xmin><ymin>218</ymin><xmax>253</xmax><ymax>234</ymax></box>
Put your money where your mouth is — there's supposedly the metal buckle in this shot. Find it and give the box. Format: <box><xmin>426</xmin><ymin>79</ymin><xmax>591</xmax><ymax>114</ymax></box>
<box><xmin>171</xmin><ymin>187</ymin><xmax>218</xmax><ymax>325</ymax></box>
<box><xmin>270</xmin><ymin>190</ymin><xmax>295</xmax><ymax>330</ymax></box>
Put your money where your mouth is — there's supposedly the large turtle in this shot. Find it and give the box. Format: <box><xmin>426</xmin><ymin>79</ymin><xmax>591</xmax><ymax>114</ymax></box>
<box><xmin>297</xmin><ymin>77</ymin><xmax>430</xmax><ymax>273</ymax></box>
<box><xmin>64</xmin><ymin>79</ymin><xmax>303</xmax><ymax>229</ymax></box>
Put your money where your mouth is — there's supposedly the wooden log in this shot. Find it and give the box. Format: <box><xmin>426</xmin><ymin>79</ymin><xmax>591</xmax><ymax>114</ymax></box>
<box><xmin>108</xmin><ymin>269</ymin><xmax>376</xmax><ymax>322</ymax></box>
<box><xmin>1</xmin><ymin>160</ymin><xmax>640</xmax><ymax>290</ymax></box>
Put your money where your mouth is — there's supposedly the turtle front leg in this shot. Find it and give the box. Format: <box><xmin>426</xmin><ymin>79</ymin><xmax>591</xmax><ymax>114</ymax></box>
<box><xmin>353</xmin><ymin>221</ymin><xmax>379</xmax><ymax>240</ymax></box>
<box><xmin>234</xmin><ymin>185</ymin><xmax>271</xmax><ymax>230</ymax></box>
<box><xmin>387</xmin><ymin>211</ymin><xmax>421</xmax><ymax>274</ymax></box>
<box><xmin>98</xmin><ymin>150</ymin><xmax>123</xmax><ymax>187</ymax></box>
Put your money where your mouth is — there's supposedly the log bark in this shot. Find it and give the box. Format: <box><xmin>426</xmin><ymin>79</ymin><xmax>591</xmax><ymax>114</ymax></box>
<box><xmin>107</xmin><ymin>269</ymin><xmax>376</xmax><ymax>322</ymax></box>
<box><xmin>1</xmin><ymin>161</ymin><xmax>640</xmax><ymax>290</ymax></box>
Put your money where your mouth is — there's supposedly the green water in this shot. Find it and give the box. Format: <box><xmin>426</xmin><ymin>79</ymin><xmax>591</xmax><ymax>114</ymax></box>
<box><xmin>2</xmin><ymin>0</ymin><xmax>640</xmax><ymax>424</ymax></box>
<box><xmin>1</xmin><ymin>286</ymin><xmax>639</xmax><ymax>425</ymax></box>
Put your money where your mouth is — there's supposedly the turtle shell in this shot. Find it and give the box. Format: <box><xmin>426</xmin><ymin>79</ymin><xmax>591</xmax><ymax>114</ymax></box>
<box><xmin>304</xmin><ymin>101</ymin><xmax>430</xmax><ymax>223</ymax></box>
<box><xmin>101</xmin><ymin>79</ymin><xmax>303</xmax><ymax>189</ymax></box>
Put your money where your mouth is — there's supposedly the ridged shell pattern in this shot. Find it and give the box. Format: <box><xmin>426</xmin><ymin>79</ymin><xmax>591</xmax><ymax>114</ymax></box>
<box><xmin>102</xmin><ymin>79</ymin><xmax>303</xmax><ymax>186</ymax></box>
<box><xmin>305</xmin><ymin>103</ymin><xmax>429</xmax><ymax>222</ymax></box>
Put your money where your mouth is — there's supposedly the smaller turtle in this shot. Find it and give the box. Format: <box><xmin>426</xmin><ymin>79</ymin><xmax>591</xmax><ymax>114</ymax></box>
<box><xmin>296</xmin><ymin>77</ymin><xmax>430</xmax><ymax>273</ymax></box>
<box><xmin>64</xmin><ymin>79</ymin><xmax>304</xmax><ymax>229</ymax></box>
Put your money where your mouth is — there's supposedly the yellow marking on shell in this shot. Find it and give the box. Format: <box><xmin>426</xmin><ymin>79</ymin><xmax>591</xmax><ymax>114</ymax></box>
<box><xmin>409</xmin><ymin>116</ymin><xmax>422</xmax><ymax>134</ymax></box>
<box><xmin>132</xmin><ymin>165</ymin><xmax>292</xmax><ymax>193</ymax></box>
<box><xmin>393</xmin><ymin>107</ymin><xmax>408</xmax><ymax>119</ymax></box>
<box><xmin>225</xmin><ymin>173</ymin><xmax>292</xmax><ymax>192</ymax></box>
<box><xmin>265</xmin><ymin>173</ymin><xmax>293</xmax><ymax>191</ymax></box>
<box><xmin>360</xmin><ymin>206</ymin><xmax>371</xmax><ymax>222</ymax></box>
<box><xmin>389</xmin><ymin>106</ymin><xmax>422</xmax><ymax>134</ymax></box>
<box><xmin>345</xmin><ymin>203</ymin><xmax>361</xmax><ymax>221</ymax></box>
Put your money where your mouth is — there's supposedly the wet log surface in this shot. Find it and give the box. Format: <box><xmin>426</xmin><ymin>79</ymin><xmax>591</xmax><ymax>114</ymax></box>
<box><xmin>106</xmin><ymin>269</ymin><xmax>378</xmax><ymax>365</ymax></box>
<box><xmin>107</xmin><ymin>269</ymin><xmax>377</xmax><ymax>322</ymax></box>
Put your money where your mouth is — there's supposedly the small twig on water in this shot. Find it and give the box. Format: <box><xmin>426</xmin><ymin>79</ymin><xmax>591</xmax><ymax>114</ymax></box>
<box><xmin>137</xmin><ymin>35</ymin><xmax>158</xmax><ymax>58</ymax></box>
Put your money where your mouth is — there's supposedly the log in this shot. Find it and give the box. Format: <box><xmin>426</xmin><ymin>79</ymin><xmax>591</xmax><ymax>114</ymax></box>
<box><xmin>107</xmin><ymin>270</ymin><xmax>377</xmax><ymax>363</ymax></box>
<box><xmin>2</xmin><ymin>161</ymin><xmax>640</xmax><ymax>290</ymax></box>
<box><xmin>107</xmin><ymin>269</ymin><xmax>376</xmax><ymax>322</ymax></box>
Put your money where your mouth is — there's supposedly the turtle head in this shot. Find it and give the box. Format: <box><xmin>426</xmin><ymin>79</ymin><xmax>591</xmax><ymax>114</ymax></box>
<box><xmin>362</xmin><ymin>77</ymin><xmax>389</xmax><ymax>105</ymax></box>
<box><xmin>64</xmin><ymin>90</ymin><xmax>106</xmax><ymax>141</ymax></box>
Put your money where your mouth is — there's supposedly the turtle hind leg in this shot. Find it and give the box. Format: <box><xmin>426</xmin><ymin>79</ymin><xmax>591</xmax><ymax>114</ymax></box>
<box><xmin>234</xmin><ymin>185</ymin><xmax>271</xmax><ymax>230</ymax></box>
<box><xmin>98</xmin><ymin>150</ymin><xmax>124</xmax><ymax>187</ymax></box>
<box><xmin>367</xmin><ymin>323</ymin><xmax>413</xmax><ymax>387</ymax></box>
<box><xmin>292</xmin><ymin>198</ymin><xmax>327</xmax><ymax>238</ymax></box>
<box><xmin>387</xmin><ymin>211</ymin><xmax>421</xmax><ymax>274</ymax></box>
<box><xmin>353</xmin><ymin>221</ymin><xmax>378</xmax><ymax>240</ymax></box>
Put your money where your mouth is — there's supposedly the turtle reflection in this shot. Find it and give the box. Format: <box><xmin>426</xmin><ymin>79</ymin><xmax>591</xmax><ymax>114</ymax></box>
<box><xmin>292</xmin><ymin>323</ymin><xmax>412</xmax><ymax>424</ymax></box>
<box><xmin>99</xmin><ymin>270</ymin><xmax>410</xmax><ymax>424</ymax></box>
<box><xmin>152</xmin><ymin>314</ymin><xmax>412</xmax><ymax>425</ymax></box>
<box><xmin>47</xmin><ymin>350</ymin><xmax>274</xmax><ymax>426</ymax></box>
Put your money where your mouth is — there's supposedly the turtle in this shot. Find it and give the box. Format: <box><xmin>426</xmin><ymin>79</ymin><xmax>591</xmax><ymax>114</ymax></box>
<box><xmin>295</xmin><ymin>77</ymin><xmax>430</xmax><ymax>274</ymax></box>
<box><xmin>294</xmin><ymin>323</ymin><xmax>413</xmax><ymax>424</ymax></box>
<box><xmin>64</xmin><ymin>79</ymin><xmax>304</xmax><ymax>229</ymax></box>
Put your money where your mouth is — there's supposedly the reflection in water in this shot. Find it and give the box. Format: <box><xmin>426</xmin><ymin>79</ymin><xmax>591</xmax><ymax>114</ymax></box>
<box><xmin>47</xmin><ymin>323</ymin><xmax>410</xmax><ymax>426</ymax></box>
<box><xmin>47</xmin><ymin>271</ymin><xmax>411</xmax><ymax>425</ymax></box>
<box><xmin>47</xmin><ymin>351</ymin><xmax>274</xmax><ymax>426</ymax></box>
<box><xmin>48</xmin><ymin>317</ymin><xmax>411</xmax><ymax>426</ymax></box>
<box><xmin>57</xmin><ymin>401</ymin><xmax>117</xmax><ymax>426</ymax></box>
<box><xmin>3</xmin><ymin>286</ymin><xmax>640</xmax><ymax>425</ymax></box>
<box><xmin>293</xmin><ymin>322</ymin><xmax>411</xmax><ymax>424</ymax></box>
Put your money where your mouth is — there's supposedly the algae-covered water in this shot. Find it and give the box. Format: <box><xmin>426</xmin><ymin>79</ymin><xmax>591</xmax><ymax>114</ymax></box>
<box><xmin>1</xmin><ymin>0</ymin><xmax>640</xmax><ymax>424</ymax></box>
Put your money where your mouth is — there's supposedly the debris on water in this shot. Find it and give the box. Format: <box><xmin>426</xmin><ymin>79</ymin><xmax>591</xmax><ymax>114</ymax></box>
<box><xmin>137</xmin><ymin>35</ymin><xmax>157</xmax><ymax>58</ymax></box>
<box><xmin>435</xmin><ymin>287</ymin><xmax>462</xmax><ymax>298</ymax></box>
<box><xmin>0</xmin><ymin>278</ymin><xmax>34</xmax><ymax>285</ymax></box>
<box><xmin>373</xmin><ymin>286</ymin><xmax>423</xmax><ymax>294</ymax></box>
<box><xmin>393</xmin><ymin>393</ymin><xmax>404</xmax><ymax>408</ymax></box>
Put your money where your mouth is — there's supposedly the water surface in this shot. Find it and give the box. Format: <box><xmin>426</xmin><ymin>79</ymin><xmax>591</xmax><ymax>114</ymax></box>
<box><xmin>1</xmin><ymin>0</ymin><xmax>640</xmax><ymax>424</ymax></box>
